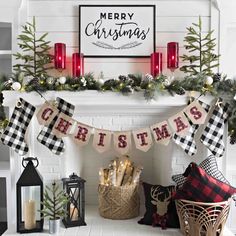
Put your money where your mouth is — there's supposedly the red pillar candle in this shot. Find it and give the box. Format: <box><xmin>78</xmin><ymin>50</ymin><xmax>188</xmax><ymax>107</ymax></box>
<box><xmin>54</xmin><ymin>43</ymin><xmax>66</xmax><ymax>70</ymax></box>
<box><xmin>72</xmin><ymin>53</ymin><xmax>84</xmax><ymax>77</ymax></box>
<box><xmin>151</xmin><ymin>52</ymin><xmax>162</xmax><ymax>77</ymax></box>
<box><xmin>167</xmin><ymin>42</ymin><xmax>179</xmax><ymax>71</ymax></box>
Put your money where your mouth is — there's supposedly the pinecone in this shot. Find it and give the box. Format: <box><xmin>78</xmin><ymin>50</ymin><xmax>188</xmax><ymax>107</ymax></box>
<box><xmin>213</xmin><ymin>73</ymin><xmax>221</xmax><ymax>82</ymax></box>
<box><xmin>176</xmin><ymin>87</ymin><xmax>185</xmax><ymax>95</ymax></box>
<box><xmin>28</xmin><ymin>77</ymin><xmax>40</xmax><ymax>86</ymax></box>
<box><xmin>118</xmin><ymin>75</ymin><xmax>127</xmax><ymax>82</ymax></box>
<box><xmin>127</xmin><ymin>74</ymin><xmax>137</xmax><ymax>80</ymax></box>
<box><xmin>230</xmin><ymin>135</ymin><xmax>236</xmax><ymax>145</ymax></box>
<box><xmin>144</xmin><ymin>73</ymin><xmax>154</xmax><ymax>81</ymax></box>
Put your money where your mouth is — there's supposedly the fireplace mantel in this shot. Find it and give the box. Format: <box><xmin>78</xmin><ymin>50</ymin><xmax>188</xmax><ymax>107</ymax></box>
<box><xmin>2</xmin><ymin>90</ymin><xmax>215</xmax><ymax>115</ymax></box>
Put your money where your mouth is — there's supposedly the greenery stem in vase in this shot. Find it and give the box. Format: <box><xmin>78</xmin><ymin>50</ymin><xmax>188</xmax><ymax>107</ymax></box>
<box><xmin>40</xmin><ymin>182</ymin><xmax>69</xmax><ymax>234</ymax></box>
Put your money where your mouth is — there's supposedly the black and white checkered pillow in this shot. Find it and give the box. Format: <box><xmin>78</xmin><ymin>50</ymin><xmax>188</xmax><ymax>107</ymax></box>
<box><xmin>172</xmin><ymin>155</ymin><xmax>229</xmax><ymax>187</ymax></box>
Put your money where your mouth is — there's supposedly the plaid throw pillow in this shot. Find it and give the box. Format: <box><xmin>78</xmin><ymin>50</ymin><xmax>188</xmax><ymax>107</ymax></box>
<box><xmin>138</xmin><ymin>182</ymin><xmax>179</xmax><ymax>229</ymax></box>
<box><xmin>172</xmin><ymin>155</ymin><xmax>229</xmax><ymax>187</ymax></box>
<box><xmin>173</xmin><ymin>163</ymin><xmax>236</xmax><ymax>202</ymax></box>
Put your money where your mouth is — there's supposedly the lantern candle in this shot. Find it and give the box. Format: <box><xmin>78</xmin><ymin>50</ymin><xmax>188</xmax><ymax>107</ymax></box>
<box><xmin>167</xmin><ymin>42</ymin><xmax>179</xmax><ymax>71</ymax></box>
<box><xmin>72</xmin><ymin>53</ymin><xmax>84</xmax><ymax>77</ymax></box>
<box><xmin>24</xmin><ymin>200</ymin><xmax>36</xmax><ymax>230</ymax></box>
<box><xmin>54</xmin><ymin>43</ymin><xmax>66</xmax><ymax>70</ymax></box>
<box><xmin>151</xmin><ymin>52</ymin><xmax>162</xmax><ymax>77</ymax></box>
<box><xmin>70</xmin><ymin>203</ymin><xmax>79</xmax><ymax>221</ymax></box>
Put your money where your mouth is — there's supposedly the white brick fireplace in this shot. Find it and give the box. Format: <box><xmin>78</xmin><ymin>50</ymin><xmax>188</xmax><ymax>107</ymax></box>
<box><xmin>0</xmin><ymin>0</ymin><xmax>236</xmax><ymax>235</ymax></box>
<box><xmin>3</xmin><ymin>90</ymin><xmax>224</xmax><ymax>227</ymax></box>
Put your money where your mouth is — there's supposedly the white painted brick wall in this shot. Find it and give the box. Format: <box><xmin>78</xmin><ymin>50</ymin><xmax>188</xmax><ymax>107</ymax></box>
<box><xmin>28</xmin><ymin>105</ymin><xmax>210</xmax><ymax>204</ymax></box>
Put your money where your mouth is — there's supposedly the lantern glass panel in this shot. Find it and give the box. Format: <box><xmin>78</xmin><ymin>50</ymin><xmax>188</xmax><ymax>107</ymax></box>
<box><xmin>69</xmin><ymin>187</ymin><xmax>80</xmax><ymax>221</ymax></box>
<box><xmin>18</xmin><ymin>186</ymin><xmax>42</xmax><ymax>231</ymax></box>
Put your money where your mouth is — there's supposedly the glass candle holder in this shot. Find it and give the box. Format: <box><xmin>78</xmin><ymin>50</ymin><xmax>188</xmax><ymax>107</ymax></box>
<box><xmin>167</xmin><ymin>42</ymin><xmax>179</xmax><ymax>71</ymax></box>
<box><xmin>151</xmin><ymin>52</ymin><xmax>162</xmax><ymax>77</ymax></box>
<box><xmin>72</xmin><ymin>53</ymin><xmax>84</xmax><ymax>77</ymax></box>
<box><xmin>54</xmin><ymin>43</ymin><xmax>66</xmax><ymax>71</ymax></box>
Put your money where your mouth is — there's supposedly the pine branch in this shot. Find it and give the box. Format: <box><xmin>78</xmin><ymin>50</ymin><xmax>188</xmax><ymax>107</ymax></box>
<box><xmin>40</xmin><ymin>182</ymin><xmax>69</xmax><ymax>220</ymax></box>
<box><xmin>180</xmin><ymin>16</ymin><xmax>220</xmax><ymax>76</ymax></box>
<box><xmin>14</xmin><ymin>16</ymin><xmax>52</xmax><ymax>79</ymax></box>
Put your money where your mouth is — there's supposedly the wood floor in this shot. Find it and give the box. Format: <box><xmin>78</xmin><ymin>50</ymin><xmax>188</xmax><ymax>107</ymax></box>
<box><xmin>3</xmin><ymin>206</ymin><xmax>235</xmax><ymax>236</ymax></box>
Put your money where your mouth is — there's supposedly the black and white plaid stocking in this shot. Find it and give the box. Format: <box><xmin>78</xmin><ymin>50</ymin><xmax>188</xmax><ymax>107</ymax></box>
<box><xmin>200</xmin><ymin>99</ymin><xmax>230</xmax><ymax>158</ymax></box>
<box><xmin>1</xmin><ymin>98</ymin><xmax>36</xmax><ymax>156</ymax></box>
<box><xmin>173</xmin><ymin>101</ymin><xmax>210</xmax><ymax>156</ymax></box>
<box><xmin>37</xmin><ymin>97</ymin><xmax>75</xmax><ymax>155</ymax></box>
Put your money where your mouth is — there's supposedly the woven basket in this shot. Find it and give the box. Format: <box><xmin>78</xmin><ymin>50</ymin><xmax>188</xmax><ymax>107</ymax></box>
<box><xmin>175</xmin><ymin>199</ymin><xmax>231</xmax><ymax>236</ymax></box>
<box><xmin>98</xmin><ymin>184</ymin><xmax>140</xmax><ymax>220</ymax></box>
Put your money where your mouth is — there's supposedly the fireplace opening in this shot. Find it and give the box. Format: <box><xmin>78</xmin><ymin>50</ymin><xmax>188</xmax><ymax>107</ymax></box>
<box><xmin>0</xmin><ymin>178</ymin><xmax>7</xmax><ymax>235</ymax></box>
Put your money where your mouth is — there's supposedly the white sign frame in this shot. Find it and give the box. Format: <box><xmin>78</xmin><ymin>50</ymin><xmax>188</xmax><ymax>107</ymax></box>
<box><xmin>79</xmin><ymin>5</ymin><xmax>156</xmax><ymax>58</ymax></box>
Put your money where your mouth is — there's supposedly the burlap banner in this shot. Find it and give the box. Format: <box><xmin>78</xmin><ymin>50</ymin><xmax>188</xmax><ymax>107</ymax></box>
<box><xmin>72</xmin><ymin>122</ymin><xmax>92</xmax><ymax>146</ymax></box>
<box><xmin>93</xmin><ymin>129</ymin><xmax>112</xmax><ymax>153</ymax></box>
<box><xmin>184</xmin><ymin>100</ymin><xmax>208</xmax><ymax>124</ymax></box>
<box><xmin>151</xmin><ymin>121</ymin><xmax>172</xmax><ymax>146</ymax></box>
<box><xmin>36</xmin><ymin>102</ymin><xmax>59</xmax><ymax>126</ymax></box>
<box><xmin>113</xmin><ymin>131</ymin><xmax>131</xmax><ymax>155</ymax></box>
<box><xmin>52</xmin><ymin>113</ymin><xmax>74</xmax><ymax>138</ymax></box>
<box><xmin>132</xmin><ymin>128</ymin><xmax>153</xmax><ymax>152</ymax></box>
<box><xmin>168</xmin><ymin>111</ymin><xmax>190</xmax><ymax>137</ymax></box>
<box><xmin>36</xmin><ymin>99</ymin><xmax>211</xmax><ymax>154</ymax></box>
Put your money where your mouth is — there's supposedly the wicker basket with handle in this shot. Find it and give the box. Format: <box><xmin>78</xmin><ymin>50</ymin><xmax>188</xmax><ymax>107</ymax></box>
<box><xmin>175</xmin><ymin>199</ymin><xmax>231</xmax><ymax>236</ymax></box>
<box><xmin>98</xmin><ymin>184</ymin><xmax>140</xmax><ymax>220</ymax></box>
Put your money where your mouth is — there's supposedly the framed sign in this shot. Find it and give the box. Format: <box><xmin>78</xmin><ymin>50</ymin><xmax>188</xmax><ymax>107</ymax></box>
<box><xmin>79</xmin><ymin>5</ymin><xmax>156</xmax><ymax>58</ymax></box>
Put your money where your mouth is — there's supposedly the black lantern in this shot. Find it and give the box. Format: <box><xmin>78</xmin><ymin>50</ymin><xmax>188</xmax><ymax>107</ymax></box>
<box><xmin>16</xmin><ymin>157</ymin><xmax>43</xmax><ymax>233</ymax></box>
<box><xmin>62</xmin><ymin>173</ymin><xmax>86</xmax><ymax>227</ymax></box>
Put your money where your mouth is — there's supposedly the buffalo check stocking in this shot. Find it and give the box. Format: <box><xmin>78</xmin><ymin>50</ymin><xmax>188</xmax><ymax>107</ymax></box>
<box><xmin>200</xmin><ymin>99</ymin><xmax>230</xmax><ymax>158</ymax></box>
<box><xmin>1</xmin><ymin>98</ymin><xmax>36</xmax><ymax>156</ymax></box>
<box><xmin>37</xmin><ymin>97</ymin><xmax>75</xmax><ymax>155</ymax></box>
<box><xmin>173</xmin><ymin>101</ymin><xmax>210</xmax><ymax>156</ymax></box>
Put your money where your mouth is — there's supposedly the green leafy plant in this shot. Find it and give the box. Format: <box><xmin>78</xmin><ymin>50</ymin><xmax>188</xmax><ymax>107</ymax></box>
<box><xmin>14</xmin><ymin>16</ymin><xmax>53</xmax><ymax>79</ymax></box>
<box><xmin>180</xmin><ymin>16</ymin><xmax>219</xmax><ymax>76</ymax></box>
<box><xmin>40</xmin><ymin>182</ymin><xmax>69</xmax><ymax>220</ymax></box>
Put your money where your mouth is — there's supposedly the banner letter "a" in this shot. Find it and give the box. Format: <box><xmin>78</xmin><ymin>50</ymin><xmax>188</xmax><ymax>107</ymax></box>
<box><xmin>168</xmin><ymin>111</ymin><xmax>190</xmax><ymax>136</ymax></box>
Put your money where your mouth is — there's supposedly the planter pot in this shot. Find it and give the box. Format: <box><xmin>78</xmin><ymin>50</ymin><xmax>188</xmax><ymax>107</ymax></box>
<box><xmin>49</xmin><ymin>218</ymin><xmax>60</xmax><ymax>234</ymax></box>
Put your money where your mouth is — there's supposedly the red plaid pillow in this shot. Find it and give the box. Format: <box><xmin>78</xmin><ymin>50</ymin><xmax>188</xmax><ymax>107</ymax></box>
<box><xmin>173</xmin><ymin>163</ymin><xmax>236</xmax><ymax>202</ymax></box>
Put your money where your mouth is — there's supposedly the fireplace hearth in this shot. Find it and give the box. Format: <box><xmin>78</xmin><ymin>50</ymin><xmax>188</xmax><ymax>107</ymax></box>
<box><xmin>2</xmin><ymin>91</ymin><xmax>227</xmax><ymax>229</ymax></box>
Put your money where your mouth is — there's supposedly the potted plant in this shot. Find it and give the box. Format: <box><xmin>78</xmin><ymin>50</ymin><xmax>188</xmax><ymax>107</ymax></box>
<box><xmin>40</xmin><ymin>182</ymin><xmax>69</xmax><ymax>234</ymax></box>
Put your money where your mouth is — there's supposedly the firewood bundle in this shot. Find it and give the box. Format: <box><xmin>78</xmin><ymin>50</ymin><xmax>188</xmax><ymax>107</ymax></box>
<box><xmin>99</xmin><ymin>155</ymin><xmax>143</xmax><ymax>186</ymax></box>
